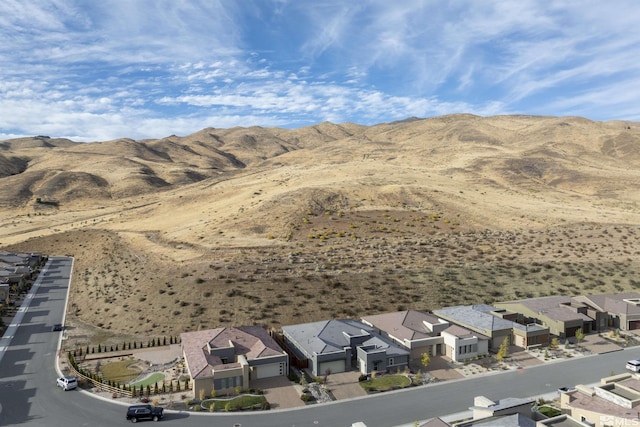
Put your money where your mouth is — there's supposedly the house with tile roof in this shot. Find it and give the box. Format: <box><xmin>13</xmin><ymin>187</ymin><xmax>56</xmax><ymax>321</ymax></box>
<box><xmin>361</xmin><ymin>310</ymin><xmax>490</xmax><ymax>363</ymax></box>
<box><xmin>560</xmin><ymin>373</ymin><xmax>640</xmax><ymax>427</ymax></box>
<box><xmin>281</xmin><ymin>319</ymin><xmax>409</xmax><ymax>377</ymax></box>
<box><xmin>433</xmin><ymin>305</ymin><xmax>549</xmax><ymax>351</ymax></box>
<box><xmin>574</xmin><ymin>292</ymin><xmax>640</xmax><ymax>331</ymax></box>
<box><xmin>180</xmin><ymin>326</ymin><xmax>288</xmax><ymax>398</ymax></box>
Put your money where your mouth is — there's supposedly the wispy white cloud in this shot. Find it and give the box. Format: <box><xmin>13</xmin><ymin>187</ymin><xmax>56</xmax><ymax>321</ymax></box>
<box><xmin>1</xmin><ymin>1</ymin><xmax>639</xmax><ymax>141</ymax></box>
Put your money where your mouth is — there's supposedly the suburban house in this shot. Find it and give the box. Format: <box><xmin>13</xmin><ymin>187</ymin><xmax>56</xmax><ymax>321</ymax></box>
<box><xmin>574</xmin><ymin>292</ymin><xmax>640</xmax><ymax>331</ymax></box>
<box><xmin>281</xmin><ymin>319</ymin><xmax>410</xmax><ymax>377</ymax></box>
<box><xmin>433</xmin><ymin>305</ymin><xmax>549</xmax><ymax>351</ymax></box>
<box><xmin>495</xmin><ymin>296</ymin><xmax>598</xmax><ymax>338</ymax></box>
<box><xmin>441</xmin><ymin>325</ymin><xmax>490</xmax><ymax>362</ymax></box>
<box><xmin>560</xmin><ymin>373</ymin><xmax>640</xmax><ymax>427</ymax></box>
<box><xmin>0</xmin><ymin>251</ymin><xmax>45</xmax><ymax>271</ymax></box>
<box><xmin>180</xmin><ymin>326</ymin><xmax>288</xmax><ymax>398</ymax></box>
<box><xmin>0</xmin><ymin>257</ymin><xmax>37</xmax><ymax>290</ymax></box>
<box><xmin>418</xmin><ymin>395</ymin><xmax>591</xmax><ymax>426</ymax></box>
<box><xmin>0</xmin><ymin>283</ymin><xmax>9</xmax><ymax>304</ymax></box>
<box><xmin>469</xmin><ymin>396</ymin><xmax>536</xmax><ymax>421</ymax></box>
<box><xmin>361</xmin><ymin>310</ymin><xmax>489</xmax><ymax>363</ymax></box>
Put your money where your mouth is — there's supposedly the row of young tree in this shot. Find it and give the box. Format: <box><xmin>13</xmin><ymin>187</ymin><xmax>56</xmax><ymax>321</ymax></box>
<box><xmin>71</xmin><ymin>335</ymin><xmax>180</xmax><ymax>357</ymax></box>
<box><xmin>67</xmin><ymin>351</ymin><xmax>189</xmax><ymax>396</ymax></box>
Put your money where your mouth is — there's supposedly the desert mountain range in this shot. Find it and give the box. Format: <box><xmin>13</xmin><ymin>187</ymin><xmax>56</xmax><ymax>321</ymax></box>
<box><xmin>1</xmin><ymin>114</ymin><xmax>640</xmax><ymax>342</ymax></box>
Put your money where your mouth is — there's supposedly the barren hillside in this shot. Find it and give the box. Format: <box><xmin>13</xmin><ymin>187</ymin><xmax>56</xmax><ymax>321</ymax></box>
<box><xmin>2</xmin><ymin>114</ymin><xmax>640</xmax><ymax>346</ymax></box>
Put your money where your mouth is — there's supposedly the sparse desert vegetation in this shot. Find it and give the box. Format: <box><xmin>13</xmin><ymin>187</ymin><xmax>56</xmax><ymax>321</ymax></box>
<box><xmin>1</xmin><ymin>114</ymin><xmax>640</xmax><ymax>346</ymax></box>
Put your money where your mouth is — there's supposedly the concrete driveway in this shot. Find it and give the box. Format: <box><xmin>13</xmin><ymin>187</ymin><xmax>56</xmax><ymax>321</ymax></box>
<box><xmin>251</xmin><ymin>376</ymin><xmax>305</xmax><ymax>409</ymax></box>
<box><xmin>426</xmin><ymin>356</ymin><xmax>464</xmax><ymax>381</ymax></box>
<box><xmin>252</xmin><ymin>371</ymin><xmax>368</xmax><ymax>408</ymax></box>
<box><xmin>579</xmin><ymin>333</ymin><xmax>625</xmax><ymax>354</ymax></box>
<box><xmin>325</xmin><ymin>371</ymin><xmax>368</xmax><ymax>400</ymax></box>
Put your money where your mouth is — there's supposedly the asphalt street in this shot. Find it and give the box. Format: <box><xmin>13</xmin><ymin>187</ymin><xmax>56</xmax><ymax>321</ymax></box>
<box><xmin>0</xmin><ymin>256</ymin><xmax>637</xmax><ymax>427</ymax></box>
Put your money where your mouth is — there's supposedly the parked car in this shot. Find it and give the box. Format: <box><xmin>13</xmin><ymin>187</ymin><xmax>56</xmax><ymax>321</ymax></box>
<box><xmin>56</xmin><ymin>376</ymin><xmax>77</xmax><ymax>390</ymax></box>
<box><xmin>52</xmin><ymin>324</ymin><xmax>63</xmax><ymax>331</ymax></box>
<box><xmin>126</xmin><ymin>404</ymin><xmax>164</xmax><ymax>422</ymax></box>
<box><xmin>626</xmin><ymin>359</ymin><xmax>640</xmax><ymax>372</ymax></box>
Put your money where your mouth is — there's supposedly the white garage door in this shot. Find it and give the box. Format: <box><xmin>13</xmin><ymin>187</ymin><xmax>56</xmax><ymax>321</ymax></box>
<box><xmin>318</xmin><ymin>359</ymin><xmax>345</xmax><ymax>375</ymax></box>
<box><xmin>254</xmin><ymin>363</ymin><xmax>283</xmax><ymax>379</ymax></box>
<box><xmin>514</xmin><ymin>334</ymin><xmax>525</xmax><ymax>347</ymax></box>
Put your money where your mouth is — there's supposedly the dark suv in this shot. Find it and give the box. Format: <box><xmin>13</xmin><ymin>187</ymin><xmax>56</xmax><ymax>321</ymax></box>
<box><xmin>126</xmin><ymin>404</ymin><xmax>164</xmax><ymax>422</ymax></box>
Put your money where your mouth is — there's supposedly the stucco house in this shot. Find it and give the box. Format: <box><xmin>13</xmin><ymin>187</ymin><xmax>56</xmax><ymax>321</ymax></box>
<box><xmin>495</xmin><ymin>296</ymin><xmax>599</xmax><ymax>338</ymax></box>
<box><xmin>433</xmin><ymin>305</ymin><xmax>549</xmax><ymax>351</ymax></box>
<box><xmin>282</xmin><ymin>319</ymin><xmax>409</xmax><ymax>377</ymax></box>
<box><xmin>180</xmin><ymin>326</ymin><xmax>288</xmax><ymax>398</ymax></box>
<box><xmin>441</xmin><ymin>324</ymin><xmax>490</xmax><ymax>362</ymax></box>
<box><xmin>361</xmin><ymin>310</ymin><xmax>489</xmax><ymax>363</ymax></box>
<box><xmin>574</xmin><ymin>292</ymin><xmax>640</xmax><ymax>331</ymax></box>
<box><xmin>560</xmin><ymin>373</ymin><xmax>640</xmax><ymax>427</ymax></box>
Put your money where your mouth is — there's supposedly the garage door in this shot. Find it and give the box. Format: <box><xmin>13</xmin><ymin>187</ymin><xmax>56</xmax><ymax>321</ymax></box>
<box><xmin>514</xmin><ymin>334</ymin><xmax>525</xmax><ymax>348</ymax></box>
<box><xmin>565</xmin><ymin>326</ymin><xmax>579</xmax><ymax>337</ymax></box>
<box><xmin>254</xmin><ymin>363</ymin><xmax>284</xmax><ymax>379</ymax></box>
<box><xmin>629</xmin><ymin>321</ymin><xmax>640</xmax><ymax>330</ymax></box>
<box><xmin>318</xmin><ymin>360</ymin><xmax>345</xmax><ymax>375</ymax></box>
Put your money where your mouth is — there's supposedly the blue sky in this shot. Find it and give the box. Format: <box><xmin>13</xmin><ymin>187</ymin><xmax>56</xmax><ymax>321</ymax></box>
<box><xmin>1</xmin><ymin>1</ymin><xmax>639</xmax><ymax>141</ymax></box>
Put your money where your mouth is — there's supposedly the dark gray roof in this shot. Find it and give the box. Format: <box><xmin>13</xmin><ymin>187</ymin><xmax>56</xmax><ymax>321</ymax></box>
<box><xmin>282</xmin><ymin>319</ymin><xmax>409</xmax><ymax>357</ymax></box>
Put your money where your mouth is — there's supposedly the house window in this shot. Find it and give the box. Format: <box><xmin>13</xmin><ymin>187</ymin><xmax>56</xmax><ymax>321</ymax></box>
<box><xmin>221</xmin><ymin>358</ymin><xmax>228</xmax><ymax>364</ymax></box>
<box><xmin>388</xmin><ymin>357</ymin><xmax>394</xmax><ymax>366</ymax></box>
<box><xmin>215</xmin><ymin>375</ymin><xmax>243</xmax><ymax>390</ymax></box>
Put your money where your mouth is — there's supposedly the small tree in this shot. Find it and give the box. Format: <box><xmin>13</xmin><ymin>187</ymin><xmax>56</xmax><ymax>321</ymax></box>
<box><xmin>575</xmin><ymin>328</ymin><xmax>585</xmax><ymax>349</ymax></box>
<box><xmin>323</xmin><ymin>368</ymin><xmax>331</xmax><ymax>385</ymax></box>
<box><xmin>300</xmin><ymin>372</ymin><xmax>308</xmax><ymax>388</ymax></box>
<box><xmin>496</xmin><ymin>337</ymin><xmax>509</xmax><ymax>362</ymax></box>
<box><xmin>421</xmin><ymin>352</ymin><xmax>431</xmax><ymax>369</ymax></box>
<box><xmin>550</xmin><ymin>337</ymin><xmax>559</xmax><ymax>350</ymax></box>
<box><xmin>414</xmin><ymin>369</ymin><xmax>423</xmax><ymax>385</ymax></box>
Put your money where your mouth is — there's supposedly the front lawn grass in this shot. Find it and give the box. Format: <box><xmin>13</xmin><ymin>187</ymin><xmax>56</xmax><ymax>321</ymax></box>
<box><xmin>203</xmin><ymin>395</ymin><xmax>267</xmax><ymax>411</ymax></box>
<box><xmin>360</xmin><ymin>374</ymin><xmax>411</xmax><ymax>392</ymax></box>
<box><xmin>100</xmin><ymin>359</ymin><xmax>143</xmax><ymax>383</ymax></box>
<box><xmin>129</xmin><ymin>372</ymin><xmax>166</xmax><ymax>388</ymax></box>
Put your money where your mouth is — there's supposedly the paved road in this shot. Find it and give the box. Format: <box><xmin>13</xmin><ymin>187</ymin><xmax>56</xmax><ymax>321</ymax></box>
<box><xmin>1</xmin><ymin>256</ymin><xmax>638</xmax><ymax>426</ymax></box>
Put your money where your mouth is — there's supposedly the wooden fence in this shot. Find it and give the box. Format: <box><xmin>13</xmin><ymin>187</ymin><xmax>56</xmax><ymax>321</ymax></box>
<box><xmin>68</xmin><ymin>363</ymin><xmax>133</xmax><ymax>398</ymax></box>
